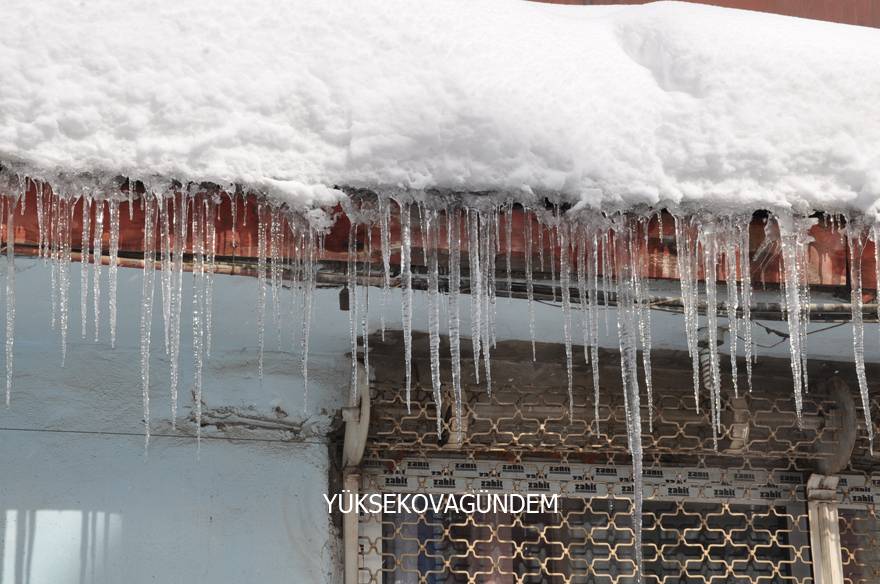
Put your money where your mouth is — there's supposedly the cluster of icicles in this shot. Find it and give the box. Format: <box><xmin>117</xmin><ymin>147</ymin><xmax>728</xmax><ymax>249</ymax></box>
<box><xmin>1</xmin><ymin>179</ymin><xmax>879</xmax><ymax>580</ymax></box>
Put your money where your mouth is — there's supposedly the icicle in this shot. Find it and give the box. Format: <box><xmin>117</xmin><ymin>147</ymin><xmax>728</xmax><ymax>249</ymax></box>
<box><xmin>674</xmin><ymin>215</ymin><xmax>701</xmax><ymax>412</ymax></box>
<box><xmin>524</xmin><ymin>211</ymin><xmax>536</xmax><ymax>361</ymax></box>
<box><xmin>635</xmin><ymin>218</ymin><xmax>654</xmax><ymax>433</ymax></box>
<box><xmin>168</xmin><ymin>192</ymin><xmax>188</xmax><ymax>426</ymax></box>
<box><xmin>468</xmin><ymin>209</ymin><xmax>482</xmax><ymax>384</ymax></box>
<box><xmin>447</xmin><ymin>208</ymin><xmax>463</xmax><ymax>443</ymax></box>
<box><xmin>378</xmin><ymin>194</ymin><xmax>391</xmax><ymax>341</ymax></box>
<box><xmin>849</xmin><ymin>223</ymin><xmax>874</xmax><ymax>454</ymax></box>
<box><xmin>256</xmin><ymin>203</ymin><xmax>267</xmax><ymax>382</ymax></box>
<box><xmin>205</xmin><ymin>197</ymin><xmax>216</xmax><ymax>359</ymax></box>
<box><xmin>230</xmin><ymin>191</ymin><xmax>238</xmax><ymax>257</ymax></box>
<box><xmin>139</xmin><ymin>194</ymin><xmax>157</xmax><ymax>445</ymax></box>
<box><xmin>505</xmin><ymin>201</ymin><xmax>513</xmax><ymax>300</ymax></box>
<box><xmin>159</xmin><ymin>197</ymin><xmax>172</xmax><ymax>353</ymax></box>
<box><xmin>5</xmin><ymin>190</ymin><xmax>18</xmax><ymax>405</ymax></box>
<box><xmin>270</xmin><ymin>207</ymin><xmax>283</xmax><ymax>348</ymax></box>
<box><xmin>479</xmin><ymin>210</ymin><xmax>493</xmax><ymax>394</ymax></box>
<box><xmin>559</xmin><ymin>220</ymin><xmax>574</xmax><ymax>421</ymax></box>
<box><xmin>58</xmin><ymin>197</ymin><xmax>73</xmax><ymax>366</ymax></box>
<box><xmin>722</xmin><ymin>219</ymin><xmax>740</xmax><ymax>397</ymax></box>
<box><xmin>487</xmin><ymin>207</ymin><xmax>498</xmax><ymax>351</ymax></box>
<box><xmin>49</xmin><ymin>192</ymin><xmax>59</xmax><ymax>330</ymax></box>
<box><xmin>739</xmin><ymin>217</ymin><xmax>754</xmax><ymax>392</ymax></box>
<box><xmin>300</xmin><ymin>228</ymin><xmax>316</xmax><ymax>412</ymax></box>
<box><xmin>612</xmin><ymin>227</ymin><xmax>644</xmax><ymax>582</ymax></box>
<box><xmin>425</xmin><ymin>208</ymin><xmax>443</xmax><ymax>437</ymax></box>
<box><xmin>79</xmin><ymin>196</ymin><xmax>91</xmax><ymax>339</ymax></box>
<box><xmin>191</xmin><ymin>196</ymin><xmax>206</xmax><ymax>444</ymax></box>
<box><xmin>36</xmin><ymin>181</ymin><xmax>46</xmax><ymax>259</ymax></box>
<box><xmin>699</xmin><ymin>220</ymin><xmax>722</xmax><ymax>451</ymax></box>
<box><xmin>576</xmin><ymin>225</ymin><xmax>589</xmax><ymax>365</ymax></box>
<box><xmin>362</xmin><ymin>225</ymin><xmax>372</xmax><ymax>384</ymax></box>
<box><xmin>92</xmin><ymin>200</ymin><xmax>104</xmax><ymax>342</ymax></box>
<box><xmin>399</xmin><ymin>201</ymin><xmax>413</xmax><ymax>412</ymax></box>
<box><xmin>108</xmin><ymin>200</ymin><xmax>120</xmax><ymax>349</ymax></box>
<box><xmin>776</xmin><ymin>211</ymin><xmax>814</xmax><ymax>428</ymax></box>
<box><xmin>587</xmin><ymin>229</ymin><xmax>601</xmax><ymax>434</ymax></box>
<box><xmin>347</xmin><ymin>220</ymin><xmax>359</xmax><ymax>402</ymax></box>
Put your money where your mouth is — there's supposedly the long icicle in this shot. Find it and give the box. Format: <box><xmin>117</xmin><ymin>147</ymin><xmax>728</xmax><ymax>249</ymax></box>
<box><xmin>5</xmin><ymin>188</ymin><xmax>18</xmax><ymax>405</ymax></box>
<box><xmin>613</xmin><ymin>224</ymin><xmax>644</xmax><ymax>583</ymax></box>
<box><xmin>849</xmin><ymin>222</ymin><xmax>874</xmax><ymax>454</ymax></box>
<box><xmin>80</xmin><ymin>196</ymin><xmax>91</xmax><ymax>339</ymax></box>
<box><xmin>447</xmin><ymin>208</ymin><xmax>463</xmax><ymax>443</ymax></box>
<box><xmin>425</xmin><ymin>208</ymin><xmax>443</xmax><ymax>437</ymax></box>
<box><xmin>92</xmin><ymin>200</ymin><xmax>104</xmax><ymax>342</ymax></box>
<box><xmin>468</xmin><ymin>209</ymin><xmax>482</xmax><ymax>383</ymax></box>
<box><xmin>399</xmin><ymin>200</ymin><xmax>413</xmax><ymax>412</ymax></box>
<box><xmin>347</xmin><ymin>220</ymin><xmax>359</xmax><ymax>402</ymax></box>
<box><xmin>739</xmin><ymin>216</ymin><xmax>754</xmax><ymax>392</ymax></box>
<box><xmin>108</xmin><ymin>200</ymin><xmax>120</xmax><ymax>349</ymax></box>
<box><xmin>524</xmin><ymin>210</ymin><xmax>536</xmax><ymax>361</ymax></box>
<box><xmin>139</xmin><ymin>193</ymin><xmax>157</xmax><ymax>447</ymax></box>
<box><xmin>256</xmin><ymin>203</ymin><xmax>267</xmax><ymax>382</ymax></box>
<box><xmin>559</xmin><ymin>219</ymin><xmax>574</xmax><ymax>421</ymax></box>
<box><xmin>192</xmin><ymin>195</ymin><xmax>206</xmax><ymax>445</ymax></box>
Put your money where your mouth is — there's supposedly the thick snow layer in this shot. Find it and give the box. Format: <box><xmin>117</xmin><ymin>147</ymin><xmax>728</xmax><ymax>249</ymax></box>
<box><xmin>1</xmin><ymin>0</ymin><xmax>880</xmax><ymax>212</ymax></box>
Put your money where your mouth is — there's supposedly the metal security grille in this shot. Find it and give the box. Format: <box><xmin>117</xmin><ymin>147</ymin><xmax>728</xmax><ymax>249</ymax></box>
<box><xmin>357</xmin><ymin>332</ymin><xmax>880</xmax><ymax>584</ymax></box>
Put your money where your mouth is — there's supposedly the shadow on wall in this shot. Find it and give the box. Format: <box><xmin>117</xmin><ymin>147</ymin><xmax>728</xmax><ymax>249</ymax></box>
<box><xmin>1</xmin><ymin>510</ymin><xmax>122</xmax><ymax>584</ymax></box>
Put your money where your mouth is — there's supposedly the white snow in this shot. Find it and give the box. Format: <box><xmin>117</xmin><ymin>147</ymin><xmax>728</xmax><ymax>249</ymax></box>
<box><xmin>2</xmin><ymin>0</ymin><xmax>880</xmax><ymax>213</ymax></box>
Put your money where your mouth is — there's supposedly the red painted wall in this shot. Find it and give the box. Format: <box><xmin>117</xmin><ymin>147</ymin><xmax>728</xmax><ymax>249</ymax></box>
<box><xmin>530</xmin><ymin>0</ymin><xmax>880</xmax><ymax>28</ymax></box>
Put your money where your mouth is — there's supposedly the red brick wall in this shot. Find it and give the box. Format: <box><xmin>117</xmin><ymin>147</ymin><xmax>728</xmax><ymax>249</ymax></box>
<box><xmin>530</xmin><ymin>0</ymin><xmax>880</xmax><ymax>28</ymax></box>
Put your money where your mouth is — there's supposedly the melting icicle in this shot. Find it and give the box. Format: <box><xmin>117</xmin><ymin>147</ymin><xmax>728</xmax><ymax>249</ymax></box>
<box><xmin>5</xmin><ymin>190</ymin><xmax>18</xmax><ymax>405</ymax></box>
<box><xmin>270</xmin><ymin>207</ymin><xmax>283</xmax><ymax>348</ymax></box>
<box><xmin>399</xmin><ymin>201</ymin><xmax>413</xmax><ymax>412</ymax></box>
<box><xmin>108</xmin><ymin>200</ymin><xmax>120</xmax><ymax>349</ymax></box>
<box><xmin>256</xmin><ymin>203</ymin><xmax>267</xmax><ymax>382</ymax></box>
<box><xmin>634</xmin><ymin>218</ymin><xmax>653</xmax><ymax>433</ymax></box>
<box><xmin>558</xmin><ymin>220</ymin><xmax>574</xmax><ymax>420</ymax></box>
<box><xmin>612</xmin><ymin>226</ymin><xmax>644</xmax><ymax>582</ymax></box>
<box><xmin>35</xmin><ymin>181</ymin><xmax>46</xmax><ymax>259</ymax></box>
<box><xmin>347</xmin><ymin>220</ymin><xmax>359</xmax><ymax>401</ymax></box>
<box><xmin>168</xmin><ymin>192</ymin><xmax>188</xmax><ymax>426</ymax></box>
<box><xmin>849</xmin><ymin>223</ymin><xmax>874</xmax><ymax>454</ymax></box>
<box><xmin>468</xmin><ymin>209</ymin><xmax>482</xmax><ymax>384</ymax></box>
<box><xmin>505</xmin><ymin>201</ymin><xmax>513</xmax><ymax>300</ymax></box>
<box><xmin>699</xmin><ymin>220</ymin><xmax>722</xmax><ymax>451</ymax></box>
<box><xmin>447</xmin><ymin>208</ymin><xmax>463</xmax><ymax>443</ymax></box>
<box><xmin>378</xmin><ymin>195</ymin><xmax>392</xmax><ymax>341</ymax></box>
<box><xmin>192</xmin><ymin>196</ymin><xmax>206</xmax><ymax>444</ymax></box>
<box><xmin>80</xmin><ymin>196</ymin><xmax>91</xmax><ymax>339</ymax></box>
<box><xmin>722</xmin><ymin>219</ymin><xmax>740</xmax><ymax>398</ymax></box>
<box><xmin>300</xmin><ymin>228</ymin><xmax>316</xmax><ymax>412</ymax></box>
<box><xmin>587</xmin><ymin>228</ymin><xmax>601</xmax><ymax>434</ymax></box>
<box><xmin>479</xmin><ymin>209</ymin><xmax>493</xmax><ymax>394</ymax></box>
<box><xmin>425</xmin><ymin>208</ymin><xmax>443</xmax><ymax>437</ymax></box>
<box><xmin>674</xmin><ymin>215</ymin><xmax>701</xmax><ymax>412</ymax></box>
<box><xmin>205</xmin><ymin>197</ymin><xmax>216</xmax><ymax>359</ymax></box>
<box><xmin>159</xmin><ymin>197</ymin><xmax>172</xmax><ymax>353</ymax></box>
<box><xmin>362</xmin><ymin>225</ymin><xmax>372</xmax><ymax>385</ymax></box>
<box><xmin>139</xmin><ymin>194</ymin><xmax>157</xmax><ymax>446</ymax></box>
<box><xmin>776</xmin><ymin>211</ymin><xmax>814</xmax><ymax>428</ymax></box>
<box><xmin>92</xmin><ymin>200</ymin><xmax>104</xmax><ymax>342</ymax></box>
<box><xmin>524</xmin><ymin>211</ymin><xmax>536</xmax><ymax>361</ymax></box>
<box><xmin>739</xmin><ymin>217</ymin><xmax>754</xmax><ymax>392</ymax></box>
<box><xmin>58</xmin><ymin>197</ymin><xmax>73</xmax><ymax>366</ymax></box>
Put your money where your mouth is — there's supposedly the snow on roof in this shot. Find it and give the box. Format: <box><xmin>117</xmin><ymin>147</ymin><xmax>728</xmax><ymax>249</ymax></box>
<box><xmin>1</xmin><ymin>0</ymin><xmax>880</xmax><ymax>213</ymax></box>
